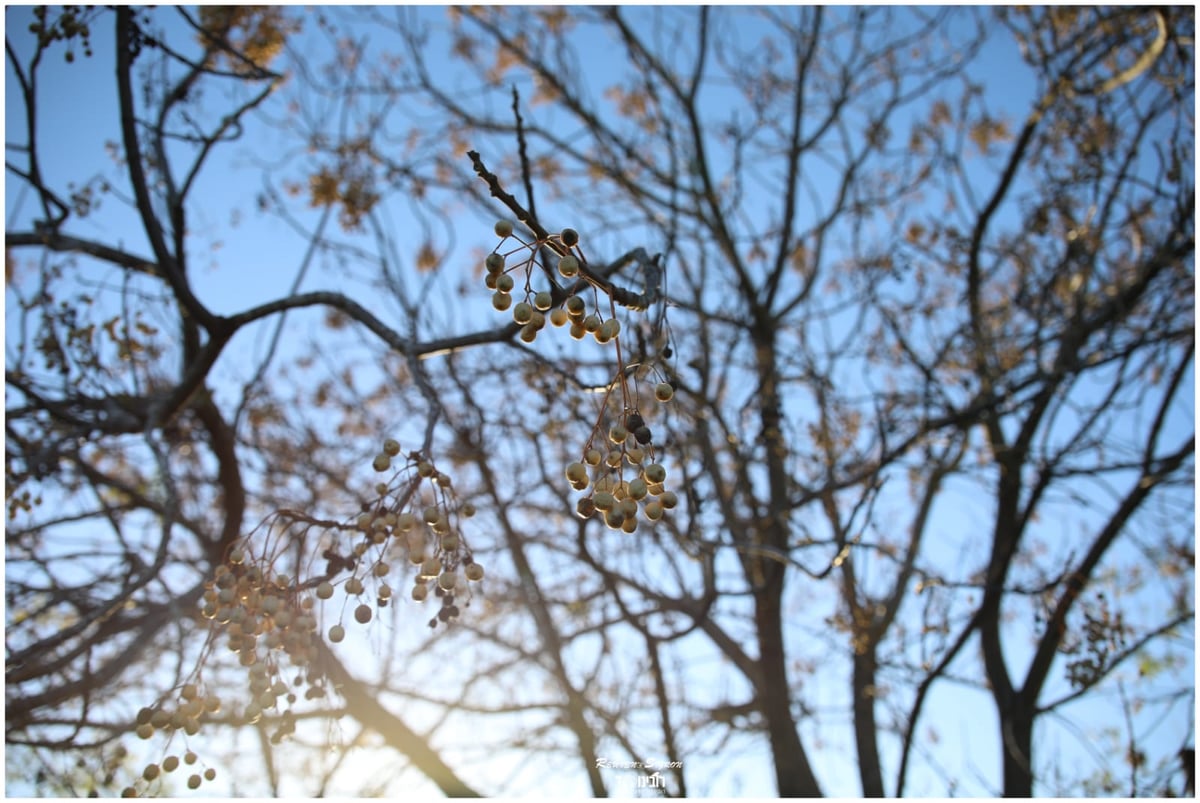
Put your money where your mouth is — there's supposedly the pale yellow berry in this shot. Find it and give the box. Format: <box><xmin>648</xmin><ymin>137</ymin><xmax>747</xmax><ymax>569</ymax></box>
<box><xmin>486</xmin><ymin>252</ymin><xmax>506</xmax><ymax>272</ymax></box>
<box><xmin>558</xmin><ymin>254</ymin><xmax>580</xmax><ymax>278</ymax></box>
<box><xmin>438</xmin><ymin>571</ymin><xmax>458</xmax><ymax>591</ymax></box>
<box><xmin>465</xmin><ymin>563</ymin><xmax>484</xmax><ymax>581</ymax></box>
<box><xmin>382</xmin><ymin>438</ymin><xmax>401</xmax><ymax>456</ymax></box>
<box><xmin>644</xmin><ymin>464</ymin><xmax>667</xmax><ymax>484</ymax></box>
<box><xmin>495</xmin><ymin>273</ymin><xmax>515</xmax><ymax>292</ymax></box>
<box><xmin>513</xmin><ymin>301</ymin><xmax>533</xmax><ymax>324</ymax></box>
<box><xmin>661</xmin><ymin>490</ymin><xmax>679</xmax><ymax>509</ymax></box>
<box><xmin>655</xmin><ymin>382</ymin><xmax>675</xmax><ymax>402</ymax></box>
<box><xmin>593</xmin><ymin>491</ymin><xmax>616</xmax><ymax>511</ymax></box>
<box><xmin>345</xmin><ymin>577</ymin><xmax>364</xmax><ymax>595</ymax></box>
<box><xmin>550</xmin><ymin>308</ymin><xmax>569</xmax><ymax>326</ymax></box>
<box><xmin>643</xmin><ymin>500</ymin><xmax>664</xmax><ymax>521</ymax></box>
<box><xmin>534</xmin><ymin>291</ymin><xmax>553</xmax><ymax>311</ymax></box>
<box><xmin>354</xmin><ymin>604</ymin><xmax>372</xmax><ymax>624</ymax></box>
<box><xmin>565</xmin><ymin>296</ymin><xmax>586</xmax><ymax>316</ymax></box>
<box><xmin>494</xmin><ymin>220</ymin><xmax>514</xmax><ymax>238</ymax></box>
<box><xmin>520</xmin><ymin>323</ymin><xmax>538</xmax><ymax>343</ymax></box>
<box><xmin>412</xmin><ymin>583</ymin><xmax>429</xmax><ymax>601</ymax></box>
<box><xmin>372</xmin><ymin>454</ymin><xmax>391</xmax><ymax>472</ymax></box>
<box><xmin>584</xmin><ymin>448</ymin><xmax>603</xmax><ymax>466</ymax></box>
<box><xmin>421</xmin><ymin>558</ymin><xmax>442</xmax><ymax>578</ymax></box>
<box><xmin>492</xmin><ymin>291</ymin><xmax>512</xmax><ymax>311</ymax></box>
<box><xmin>328</xmin><ymin>625</ymin><xmax>346</xmax><ymax>643</ymax></box>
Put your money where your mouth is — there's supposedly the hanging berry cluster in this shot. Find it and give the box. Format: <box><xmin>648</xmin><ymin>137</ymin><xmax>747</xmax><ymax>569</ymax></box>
<box><xmin>487</xmin><ymin>222</ymin><xmax>678</xmax><ymax>530</ymax></box>
<box><xmin>121</xmin><ymin>443</ymin><xmax>480</xmax><ymax>794</ymax></box>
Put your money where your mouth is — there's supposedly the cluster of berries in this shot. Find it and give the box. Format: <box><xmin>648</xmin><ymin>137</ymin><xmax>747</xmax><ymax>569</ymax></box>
<box><xmin>366</xmin><ymin>440</ymin><xmax>483</xmax><ymax>628</ymax></box>
<box><xmin>486</xmin><ymin>222</ymin><xmax>625</xmax><ymax>346</ymax></box>
<box><xmin>486</xmin><ymin>221</ymin><xmax>679</xmax><ymax>523</ymax></box>
<box><xmin>125</xmin><ymin>442</ymin><xmax>483</xmax><ymax>792</ymax></box>
<box><xmin>566</xmin><ymin>409</ymin><xmax>679</xmax><ymax>531</ymax></box>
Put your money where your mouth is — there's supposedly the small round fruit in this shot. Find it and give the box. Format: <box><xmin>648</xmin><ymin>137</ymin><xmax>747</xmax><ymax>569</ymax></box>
<box><xmin>565</xmin><ymin>462</ymin><xmax>588</xmax><ymax>483</ymax></box>
<box><xmin>494</xmin><ymin>220</ymin><xmax>513</xmax><ymax>238</ymax></box>
<box><xmin>569</xmin><ymin>323</ymin><xmax>586</xmax><ymax>340</ymax></box>
<box><xmin>345</xmin><ymin>576</ymin><xmax>364</xmax><ymax>595</ymax></box>
<box><xmin>565</xmin><ymin>296</ymin><xmax>586</xmax><ymax>316</ymax></box>
<box><xmin>382</xmin><ymin>438</ymin><xmax>401</xmax><ymax>456</ymax></box>
<box><xmin>644</xmin><ymin>464</ymin><xmax>667</xmax><ymax>484</ymax></box>
<box><xmin>628</xmin><ymin>478</ymin><xmax>648</xmax><ymax>500</ymax></box>
<box><xmin>316</xmin><ymin>581</ymin><xmax>334</xmax><ymax>600</ymax></box>
<box><xmin>533</xmin><ymin>291</ymin><xmax>553</xmax><ymax>311</ymax></box>
<box><xmin>550</xmin><ymin>308</ymin><xmax>569</xmax><ymax>326</ymax></box>
<box><xmin>142</xmin><ymin>764</ymin><xmax>160</xmax><ymax>782</ymax></box>
<box><xmin>438</xmin><ymin>571</ymin><xmax>458</xmax><ymax>591</ymax></box>
<box><xmin>373</xmin><ymin>561</ymin><xmax>390</xmax><ymax>577</ymax></box>
<box><xmin>188</xmin><ymin>774</ymin><xmax>202</xmax><ymax>790</ymax></box>
<box><xmin>136</xmin><ymin>723</ymin><xmax>154</xmax><ymax>740</ymax></box>
<box><xmin>582</xmin><ymin>314</ymin><xmax>601</xmax><ymax>332</ymax></box>
<box><xmin>492</xmin><ymin>291</ymin><xmax>513</xmax><ymax>311</ymax></box>
<box><xmin>412</xmin><ymin>583</ymin><xmax>429</xmax><ymax>602</ymax></box>
<box><xmin>163</xmin><ymin>755</ymin><xmax>180</xmax><ymax>773</ymax></box>
<box><xmin>655</xmin><ymin>382</ymin><xmax>675</xmax><ymax>402</ymax></box>
<box><xmin>184</xmin><ymin>751</ymin><xmax>198</xmax><ymax>765</ymax></box>
<box><xmin>643</xmin><ymin>500</ymin><xmax>665</xmax><ymax>521</ymax></box>
<box><xmin>465</xmin><ymin>563</ymin><xmax>484</xmax><ymax>581</ymax></box>
<box><xmin>328</xmin><ymin>625</ymin><xmax>345</xmax><ymax>643</ymax></box>
<box><xmin>576</xmin><ymin>497</ymin><xmax>596</xmax><ymax>519</ymax></box>
<box><xmin>372</xmin><ymin>454</ymin><xmax>391</xmax><ymax>472</ymax></box>
<box><xmin>558</xmin><ymin>254</ymin><xmax>580</xmax><ymax>278</ymax></box>
<box><xmin>421</xmin><ymin>558</ymin><xmax>442</xmax><ymax>578</ymax></box>
<box><xmin>513</xmin><ymin>301</ymin><xmax>533</xmax><ymax>324</ymax></box>
<box><xmin>592</xmin><ymin>491</ymin><xmax>616</xmax><ymax>511</ymax></box>
<box><xmin>520</xmin><ymin>323</ymin><xmax>538</xmax><ymax>343</ymax></box>
<box><xmin>440</xmin><ymin>533</ymin><xmax>460</xmax><ymax>551</ymax></box>
<box><xmin>584</xmin><ymin>448</ymin><xmax>603</xmax><ymax>466</ymax></box>
<box><xmin>660</xmin><ymin>490</ymin><xmax>680</xmax><ymax>509</ymax></box>
<box><xmin>354</xmin><ymin>604</ymin><xmax>372</xmax><ymax>624</ymax></box>
<box><xmin>495</xmin><ymin>273</ymin><xmax>515</xmax><ymax>292</ymax></box>
<box><xmin>485</xmin><ymin>252</ymin><xmax>506</xmax><ymax>273</ymax></box>
<box><xmin>609</xmin><ymin>425</ymin><xmax>628</xmax><ymax>444</ymax></box>
<box><xmin>560</xmin><ymin>228</ymin><xmax>580</xmax><ymax>247</ymax></box>
<box><xmin>122</xmin><ymin>787</ymin><xmax>138</xmax><ymax>797</ymax></box>
<box><xmin>204</xmin><ymin>768</ymin><xmax>216</xmax><ymax>782</ymax></box>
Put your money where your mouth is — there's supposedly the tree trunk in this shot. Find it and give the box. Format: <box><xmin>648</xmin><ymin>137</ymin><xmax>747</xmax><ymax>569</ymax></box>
<box><xmin>755</xmin><ymin>585</ymin><xmax>823</xmax><ymax>797</ymax></box>
<box><xmin>1001</xmin><ymin>706</ymin><xmax>1035</xmax><ymax>797</ymax></box>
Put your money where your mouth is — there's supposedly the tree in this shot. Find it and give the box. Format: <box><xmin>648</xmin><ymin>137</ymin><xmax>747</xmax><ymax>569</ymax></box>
<box><xmin>6</xmin><ymin>6</ymin><xmax>1194</xmax><ymax>797</ymax></box>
